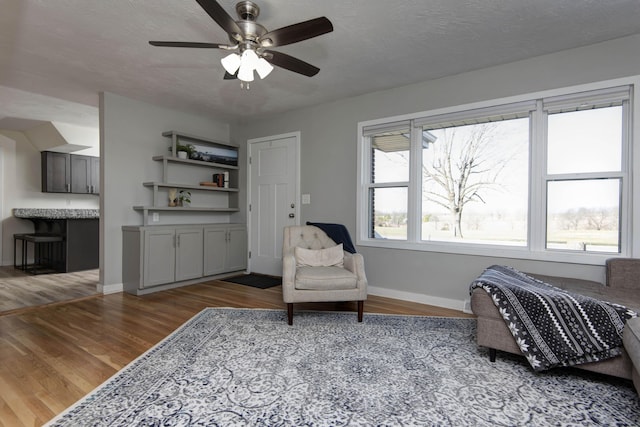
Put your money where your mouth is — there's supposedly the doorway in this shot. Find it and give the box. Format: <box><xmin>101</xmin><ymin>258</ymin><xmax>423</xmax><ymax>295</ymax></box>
<box><xmin>247</xmin><ymin>132</ymin><xmax>299</xmax><ymax>276</ymax></box>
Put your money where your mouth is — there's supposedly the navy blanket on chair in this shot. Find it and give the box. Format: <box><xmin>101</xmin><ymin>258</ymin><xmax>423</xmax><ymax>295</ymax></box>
<box><xmin>306</xmin><ymin>222</ymin><xmax>357</xmax><ymax>253</ymax></box>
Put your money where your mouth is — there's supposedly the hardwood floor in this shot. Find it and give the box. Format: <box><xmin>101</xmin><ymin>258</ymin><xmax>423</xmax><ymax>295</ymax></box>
<box><xmin>0</xmin><ymin>267</ymin><xmax>99</xmax><ymax>315</ymax></box>
<box><xmin>0</xmin><ymin>280</ymin><xmax>473</xmax><ymax>426</ymax></box>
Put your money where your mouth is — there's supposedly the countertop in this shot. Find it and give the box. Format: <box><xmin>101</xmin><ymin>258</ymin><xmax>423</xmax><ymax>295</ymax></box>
<box><xmin>13</xmin><ymin>208</ymin><xmax>100</xmax><ymax>219</ymax></box>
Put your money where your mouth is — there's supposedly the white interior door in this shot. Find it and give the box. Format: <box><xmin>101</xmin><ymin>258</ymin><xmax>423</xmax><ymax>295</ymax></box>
<box><xmin>248</xmin><ymin>133</ymin><xmax>299</xmax><ymax>276</ymax></box>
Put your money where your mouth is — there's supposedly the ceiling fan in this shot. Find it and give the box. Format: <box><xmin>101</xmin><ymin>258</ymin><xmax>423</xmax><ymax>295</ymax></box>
<box><xmin>149</xmin><ymin>0</ymin><xmax>333</xmax><ymax>88</ymax></box>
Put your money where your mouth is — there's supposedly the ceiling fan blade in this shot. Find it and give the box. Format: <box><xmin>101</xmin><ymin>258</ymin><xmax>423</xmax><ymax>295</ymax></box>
<box><xmin>259</xmin><ymin>17</ymin><xmax>333</xmax><ymax>47</ymax></box>
<box><xmin>195</xmin><ymin>0</ymin><xmax>244</xmax><ymax>41</ymax></box>
<box><xmin>263</xmin><ymin>50</ymin><xmax>320</xmax><ymax>77</ymax></box>
<box><xmin>223</xmin><ymin>71</ymin><xmax>238</xmax><ymax>80</ymax></box>
<box><xmin>149</xmin><ymin>41</ymin><xmax>224</xmax><ymax>48</ymax></box>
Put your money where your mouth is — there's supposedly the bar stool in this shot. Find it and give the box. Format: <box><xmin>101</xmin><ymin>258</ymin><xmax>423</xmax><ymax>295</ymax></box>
<box><xmin>13</xmin><ymin>233</ymin><xmax>64</xmax><ymax>274</ymax></box>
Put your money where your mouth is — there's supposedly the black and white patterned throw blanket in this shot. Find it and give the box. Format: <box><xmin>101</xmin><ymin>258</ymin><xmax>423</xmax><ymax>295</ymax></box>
<box><xmin>469</xmin><ymin>265</ymin><xmax>637</xmax><ymax>371</ymax></box>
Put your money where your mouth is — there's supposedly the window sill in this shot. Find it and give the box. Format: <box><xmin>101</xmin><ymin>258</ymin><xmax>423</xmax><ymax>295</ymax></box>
<box><xmin>356</xmin><ymin>239</ymin><xmax>620</xmax><ymax>266</ymax></box>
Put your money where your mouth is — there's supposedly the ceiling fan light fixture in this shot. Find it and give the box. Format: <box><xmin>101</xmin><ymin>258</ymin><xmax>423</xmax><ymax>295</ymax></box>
<box><xmin>221</xmin><ymin>53</ymin><xmax>241</xmax><ymax>74</ymax></box>
<box><xmin>255</xmin><ymin>57</ymin><xmax>273</xmax><ymax>79</ymax></box>
<box><xmin>241</xmin><ymin>49</ymin><xmax>259</xmax><ymax>68</ymax></box>
<box><xmin>237</xmin><ymin>62</ymin><xmax>255</xmax><ymax>82</ymax></box>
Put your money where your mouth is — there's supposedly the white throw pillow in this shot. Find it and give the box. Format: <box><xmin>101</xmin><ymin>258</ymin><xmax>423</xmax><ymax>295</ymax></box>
<box><xmin>295</xmin><ymin>244</ymin><xmax>344</xmax><ymax>267</ymax></box>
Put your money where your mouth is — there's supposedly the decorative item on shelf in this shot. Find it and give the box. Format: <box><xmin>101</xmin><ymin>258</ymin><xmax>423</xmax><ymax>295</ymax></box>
<box><xmin>168</xmin><ymin>188</ymin><xmax>178</xmax><ymax>207</ymax></box>
<box><xmin>199</xmin><ymin>181</ymin><xmax>218</xmax><ymax>187</ymax></box>
<box><xmin>212</xmin><ymin>172</ymin><xmax>230</xmax><ymax>188</ymax></box>
<box><xmin>178</xmin><ymin>190</ymin><xmax>192</xmax><ymax>207</ymax></box>
<box><xmin>169</xmin><ymin>143</ymin><xmax>195</xmax><ymax>159</ymax></box>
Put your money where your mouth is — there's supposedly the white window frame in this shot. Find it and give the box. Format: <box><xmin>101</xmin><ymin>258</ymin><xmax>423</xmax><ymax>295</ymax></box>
<box><xmin>357</xmin><ymin>79</ymin><xmax>636</xmax><ymax>265</ymax></box>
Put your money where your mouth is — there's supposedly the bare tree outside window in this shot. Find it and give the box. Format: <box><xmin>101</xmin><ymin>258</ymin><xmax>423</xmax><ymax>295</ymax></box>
<box><xmin>422</xmin><ymin>122</ymin><xmax>525</xmax><ymax>239</ymax></box>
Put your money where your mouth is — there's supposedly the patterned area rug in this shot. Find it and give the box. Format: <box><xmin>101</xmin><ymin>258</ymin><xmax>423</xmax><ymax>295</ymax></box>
<box><xmin>46</xmin><ymin>309</ymin><xmax>640</xmax><ymax>426</ymax></box>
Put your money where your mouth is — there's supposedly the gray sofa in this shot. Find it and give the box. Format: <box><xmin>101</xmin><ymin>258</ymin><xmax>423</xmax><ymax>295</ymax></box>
<box><xmin>470</xmin><ymin>258</ymin><xmax>640</xmax><ymax>380</ymax></box>
<box><xmin>623</xmin><ymin>317</ymin><xmax>640</xmax><ymax>395</ymax></box>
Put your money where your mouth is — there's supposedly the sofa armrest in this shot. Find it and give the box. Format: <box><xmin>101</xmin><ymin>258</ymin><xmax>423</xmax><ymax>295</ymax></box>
<box><xmin>606</xmin><ymin>258</ymin><xmax>640</xmax><ymax>290</ymax></box>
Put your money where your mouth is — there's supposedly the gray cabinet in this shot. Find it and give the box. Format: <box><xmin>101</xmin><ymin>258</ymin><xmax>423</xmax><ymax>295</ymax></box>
<box><xmin>123</xmin><ymin>223</ymin><xmax>245</xmax><ymax>295</ymax></box>
<box><xmin>226</xmin><ymin>225</ymin><xmax>248</xmax><ymax>271</ymax></box>
<box><xmin>41</xmin><ymin>151</ymin><xmax>71</xmax><ymax>193</ymax></box>
<box><xmin>141</xmin><ymin>226</ymin><xmax>203</xmax><ymax>288</ymax></box>
<box><xmin>203</xmin><ymin>226</ymin><xmax>226</xmax><ymax>275</ymax></box>
<box><xmin>143</xmin><ymin>228</ymin><xmax>176</xmax><ymax>287</ymax></box>
<box><xmin>175</xmin><ymin>227</ymin><xmax>204</xmax><ymax>281</ymax></box>
<box><xmin>42</xmin><ymin>151</ymin><xmax>99</xmax><ymax>194</ymax></box>
<box><xmin>70</xmin><ymin>155</ymin><xmax>100</xmax><ymax>194</ymax></box>
<box><xmin>204</xmin><ymin>224</ymin><xmax>247</xmax><ymax>276</ymax></box>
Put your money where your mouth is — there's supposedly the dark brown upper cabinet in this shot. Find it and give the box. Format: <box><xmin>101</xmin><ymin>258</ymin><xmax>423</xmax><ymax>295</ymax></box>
<box><xmin>42</xmin><ymin>151</ymin><xmax>99</xmax><ymax>195</ymax></box>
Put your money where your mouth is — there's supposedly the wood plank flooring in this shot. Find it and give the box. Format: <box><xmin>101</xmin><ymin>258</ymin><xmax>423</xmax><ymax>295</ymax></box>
<box><xmin>0</xmin><ymin>267</ymin><xmax>99</xmax><ymax>315</ymax></box>
<box><xmin>0</xmin><ymin>279</ymin><xmax>473</xmax><ymax>426</ymax></box>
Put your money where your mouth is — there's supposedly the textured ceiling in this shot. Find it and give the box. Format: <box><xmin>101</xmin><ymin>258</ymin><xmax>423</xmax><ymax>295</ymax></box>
<box><xmin>2</xmin><ymin>0</ymin><xmax>640</xmax><ymax>127</ymax></box>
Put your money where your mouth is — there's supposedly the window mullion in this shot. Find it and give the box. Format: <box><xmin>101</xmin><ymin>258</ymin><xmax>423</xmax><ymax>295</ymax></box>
<box><xmin>357</xmin><ymin>134</ymin><xmax>372</xmax><ymax>242</ymax></box>
<box><xmin>406</xmin><ymin>122</ymin><xmax>422</xmax><ymax>242</ymax></box>
<box><xmin>621</xmin><ymin>98</ymin><xmax>632</xmax><ymax>256</ymax></box>
<box><xmin>529</xmin><ymin>100</ymin><xmax>546</xmax><ymax>252</ymax></box>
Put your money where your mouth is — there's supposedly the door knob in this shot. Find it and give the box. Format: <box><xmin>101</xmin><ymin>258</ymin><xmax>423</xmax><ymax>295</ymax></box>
<box><xmin>289</xmin><ymin>213</ymin><xmax>295</xmax><ymax>218</ymax></box>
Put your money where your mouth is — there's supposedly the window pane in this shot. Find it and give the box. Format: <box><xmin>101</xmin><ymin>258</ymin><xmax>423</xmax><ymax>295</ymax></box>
<box><xmin>371</xmin><ymin>129</ymin><xmax>410</xmax><ymax>183</ymax></box>
<box><xmin>546</xmin><ymin>179</ymin><xmax>620</xmax><ymax>253</ymax></box>
<box><xmin>547</xmin><ymin>106</ymin><xmax>622</xmax><ymax>174</ymax></box>
<box><xmin>370</xmin><ymin>187</ymin><xmax>407</xmax><ymax>240</ymax></box>
<box><xmin>421</xmin><ymin>119</ymin><xmax>529</xmax><ymax>245</ymax></box>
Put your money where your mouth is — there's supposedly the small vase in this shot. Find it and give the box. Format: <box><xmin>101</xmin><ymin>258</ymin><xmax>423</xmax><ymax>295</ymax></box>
<box><xmin>177</xmin><ymin>151</ymin><xmax>188</xmax><ymax>159</ymax></box>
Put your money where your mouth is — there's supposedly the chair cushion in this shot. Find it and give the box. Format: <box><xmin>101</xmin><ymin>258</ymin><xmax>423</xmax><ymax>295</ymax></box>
<box><xmin>295</xmin><ymin>244</ymin><xmax>344</xmax><ymax>267</ymax></box>
<box><xmin>295</xmin><ymin>266</ymin><xmax>357</xmax><ymax>290</ymax></box>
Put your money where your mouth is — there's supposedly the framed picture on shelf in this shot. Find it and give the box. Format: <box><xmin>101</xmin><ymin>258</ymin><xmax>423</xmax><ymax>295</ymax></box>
<box><xmin>188</xmin><ymin>143</ymin><xmax>238</xmax><ymax>166</ymax></box>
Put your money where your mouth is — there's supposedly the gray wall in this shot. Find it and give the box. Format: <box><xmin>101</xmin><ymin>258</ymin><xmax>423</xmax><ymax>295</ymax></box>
<box><xmin>232</xmin><ymin>34</ymin><xmax>640</xmax><ymax>310</ymax></box>
<box><xmin>100</xmin><ymin>93</ymin><xmax>230</xmax><ymax>292</ymax></box>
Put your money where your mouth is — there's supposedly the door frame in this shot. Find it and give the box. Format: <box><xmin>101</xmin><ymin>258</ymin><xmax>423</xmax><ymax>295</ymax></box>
<box><xmin>246</xmin><ymin>131</ymin><xmax>301</xmax><ymax>274</ymax></box>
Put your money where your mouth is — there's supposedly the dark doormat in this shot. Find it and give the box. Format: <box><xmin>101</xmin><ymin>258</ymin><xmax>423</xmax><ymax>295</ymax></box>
<box><xmin>221</xmin><ymin>273</ymin><xmax>282</xmax><ymax>289</ymax></box>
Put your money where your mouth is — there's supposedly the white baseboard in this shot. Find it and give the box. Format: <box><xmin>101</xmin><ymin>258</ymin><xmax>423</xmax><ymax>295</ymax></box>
<box><xmin>368</xmin><ymin>286</ymin><xmax>467</xmax><ymax>313</ymax></box>
<box><xmin>100</xmin><ymin>282</ymin><xmax>123</xmax><ymax>295</ymax></box>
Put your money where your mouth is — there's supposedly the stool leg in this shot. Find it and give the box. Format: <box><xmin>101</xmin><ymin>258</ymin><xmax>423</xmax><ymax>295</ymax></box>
<box><xmin>23</xmin><ymin>239</ymin><xmax>28</xmax><ymax>271</ymax></box>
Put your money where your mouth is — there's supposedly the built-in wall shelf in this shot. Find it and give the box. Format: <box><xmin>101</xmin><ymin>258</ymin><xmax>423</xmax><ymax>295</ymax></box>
<box><xmin>133</xmin><ymin>206</ymin><xmax>239</xmax><ymax>212</ymax></box>
<box><xmin>152</xmin><ymin>155</ymin><xmax>239</xmax><ymax>170</ymax></box>
<box><xmin>133</xmin><ymin>206</ymin><xmax>239</xmax><ymax>222</ymax></box>
<box><xmin>142</xmin><ymin>182</ymin><xmax>239</xmax><ymax>193</ymax></box>
<box><xmin>161</xmin><ymin>130</ymin><xmax>236</xmax><ymax>150</ymax></box>
<box><xmin>133</xmin><ymin>131</ymin><xmax>241</xmax><ymax>225</ymax></box>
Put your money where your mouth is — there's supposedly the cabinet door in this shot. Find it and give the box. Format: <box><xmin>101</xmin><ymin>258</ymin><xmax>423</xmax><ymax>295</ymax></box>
<box><xmin>42</xmin><ymin>151</ymin><xmax>70</xmax><ymax>193</ymax></box>
<box><xmin>90</xmin><ymin>156</ymin><xmax>100</xmax><ymax>194</ymax></box>
<box><xmin>175</xmin><ymin>228</ymin><xmax>204</xmax><ymax>281</ymax></box>
<box><xmin>71</xmin><ymin>155</ymin><xmax>91</xmax><ymax>193</ymax></box>
<box><xmin>226</xmin><ymin>226</ymin><xmax>247</xmax><ymax>272</ymax></box>
<box><xmin>203</xmin><ymin>226</ymin><xmax>227</xmax><ymax>276</ymax></box>
<box><xmin>143</xmin><ymin>229</ymin><xmax>176</xmax><ymax>287</ymax></box>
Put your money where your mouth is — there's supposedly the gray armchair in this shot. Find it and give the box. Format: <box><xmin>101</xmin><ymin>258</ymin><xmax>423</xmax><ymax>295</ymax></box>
<box><xmin>282</xmin><ymin>225</ymin><xmax>367</xmax><ymax>325</ymax></box>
